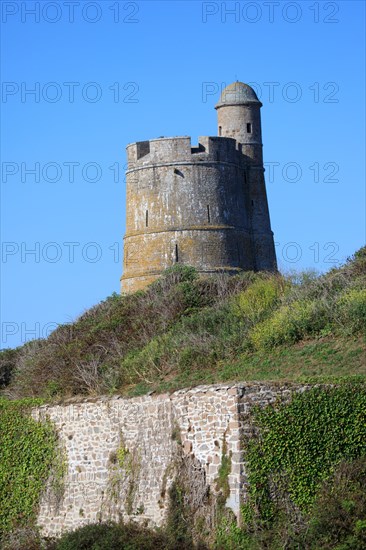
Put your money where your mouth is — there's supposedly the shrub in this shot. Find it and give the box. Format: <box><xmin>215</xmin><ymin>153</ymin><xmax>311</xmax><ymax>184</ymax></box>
<box><xmin>55</xmin><ymin>521</ymin><xmax>193</xmax><ymax>550</ymax></box>
<box><xmin>300</xmin><ymin>457</ymin><xmax>366</xmax><ymax>550</ymax></box>
<box><xmin>336</xmin><ymin>288</ymin><xmax>366</xmax><ymax>332</ymax></box>
<box><xmin>231</xmin><ymin>276</ymin><xmax>286</xmax><ymax>324</ymax></box>
<box><xmin>160</xmin><ymin>264</ymin><xmax>198</xmax><ymax>284</ymax></box>
<box><xmin>0</xmin><ymin>348</ymin><xmax>19</xmax><ymax>388</ymax></box>
<box><xmin>0</xmin><ymin>526</ymin><xmax>55</xmax><ymax>550</ymax></box>
<box><xmin>214</xmin><ymin>517</ymin><xmax>256</xmax><ymax>549</ymax></box>
<box><xmin>348</xmin><ymin>246</ymin><xmax>366</xmax><ymax>277</ymax></box>
<box><xmin>249</xmin><ymin>299</ymin><xmax>328</xmax><ymax>350</ymax></box>
<box><xmin>117</xmin><ymin>302</ymin><xmax>238</xmax><ymax>387</ymax></box>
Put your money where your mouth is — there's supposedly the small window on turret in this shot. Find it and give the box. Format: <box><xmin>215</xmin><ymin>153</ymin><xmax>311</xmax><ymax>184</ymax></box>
<box><xmin>145</xmin><ymin>210</ymin><xmax>148</xmax><ymax>227</ymax></box>
<box><xmin>246</xmin><ymin>123</ymin><xmax>252</xmax><ymax>134</ymax></box>
<box><xmin>219</xmin><ymin>126</ymin><xmax>222</xmax><ymax>136</ymax></box>
<box><xmin>175</xmin><ymin>244</ymin><xmax>179</xmax><ymax>263</ymax></box>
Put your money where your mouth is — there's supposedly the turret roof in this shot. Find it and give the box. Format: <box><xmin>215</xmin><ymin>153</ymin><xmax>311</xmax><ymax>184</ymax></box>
<box><xmin>215</xmin><ymin>81</ymin><xmax>261</xmax><ymax>108</ymax></box>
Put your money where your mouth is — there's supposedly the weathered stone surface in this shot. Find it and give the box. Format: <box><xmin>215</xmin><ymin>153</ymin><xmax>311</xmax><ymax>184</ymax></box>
<box><xmin>31</xmin><ymin>382</ymin><xmax>309</xmax><ymax>537</ymax></box>
<box><xmin>121</xmin><ymin>82</ymin><xmax>277</xmax><ymax>294</ymax></box>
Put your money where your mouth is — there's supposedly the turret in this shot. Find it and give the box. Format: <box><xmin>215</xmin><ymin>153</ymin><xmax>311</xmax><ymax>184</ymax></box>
<box><xmin>216</xmin><ymin>81</ymin><xmax>277</xmax><ymax>272</ymax></box>
<box><xmin>215</xmin><ymin>82</ymin><xmax>263</xmax><ymax>164</ymax></box>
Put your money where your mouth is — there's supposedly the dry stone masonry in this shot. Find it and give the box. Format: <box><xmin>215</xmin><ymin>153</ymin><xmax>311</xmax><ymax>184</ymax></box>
<box><xmin>121</xmin><ymin>82</ymin><xmax>277</xmax><ymax>293</ymax></box>
<box><xmin>32</xmin><ymin>382</ymin><xmax>308</xmax><ymax>537</ymax></box>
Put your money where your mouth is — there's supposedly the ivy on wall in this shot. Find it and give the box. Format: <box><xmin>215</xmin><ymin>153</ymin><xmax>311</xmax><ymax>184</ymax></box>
<box><xmin>0</xmin><ymin>398</ymin><xmax>59</xmax><ymax>536</ymax></box>
<box><xmin>244</xmin><ymin>384</ymin><xmax>366</xmax><ymax>524</ymax></box>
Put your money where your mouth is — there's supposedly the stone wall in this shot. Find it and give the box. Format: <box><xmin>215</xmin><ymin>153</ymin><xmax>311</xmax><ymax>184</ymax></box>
<box><xmin>121</xmin><ymin>136</ymin><xmax>256</xmax><ymax>294</ymax></box>
<box><xmin>32</xmin><ymin>382</ymin><xmax>306</xmax><ymax>537</ymax></box>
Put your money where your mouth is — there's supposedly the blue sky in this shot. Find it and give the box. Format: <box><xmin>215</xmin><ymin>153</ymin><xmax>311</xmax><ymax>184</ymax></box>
<box><xmin>1</xmin><ymin>0</ymin><xmax>365</xmax><ymax>349</ymax></box>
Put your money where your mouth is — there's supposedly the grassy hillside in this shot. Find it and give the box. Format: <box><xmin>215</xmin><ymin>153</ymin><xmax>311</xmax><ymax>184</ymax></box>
<box><xmin>1</xmin><ymin>247</ymin><xmax>365</xmax><ymax>401</ymax></box>
<box><xmin>0</xmin><ymin>248</ymin><xmax>365</xmax><ymax>549</ymax></box>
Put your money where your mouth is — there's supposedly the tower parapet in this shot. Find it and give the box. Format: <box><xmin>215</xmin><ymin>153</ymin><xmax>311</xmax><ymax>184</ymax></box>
<box><xmin>126</xmin><ymin>135</ymin><xmax>250</xmax><ymax>170</ymax></box>
<box><xmin>121</xmin><ymin>82</ymin><xmax>277</xmax><ymax>293</ymax></box>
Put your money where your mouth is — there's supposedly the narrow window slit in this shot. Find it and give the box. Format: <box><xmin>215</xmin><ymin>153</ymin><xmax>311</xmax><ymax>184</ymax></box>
<box><xmin>175</xmin><ymin>244</ymin><xmax>179</xmax><ymax>263</ymax></box>
<box><xmin>145</xmin><ymin>210</ymin><xmax>148</xmax><ymax>227</ymax></box>
<box><xmin>246</xmin><ymin>123</ymin><xmax>252</xmax><ymax>134</ymax></box>
<box><xmin>207</xmin><ymin>205</ymin><xmax>211</xmax><ymax>223</ymax></box>
<box><xmin>218</xmin><ymin>126</ymin><xmax>222</xmax><ymax>136</ymax></box>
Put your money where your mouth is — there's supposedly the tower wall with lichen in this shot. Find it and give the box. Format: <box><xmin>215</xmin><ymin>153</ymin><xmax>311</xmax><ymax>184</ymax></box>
<box><xmin>120</xmin><ymin>84</ymin><xmax>278</xmax><ymax>294</ymax></box>
<box><xmin>121</xmin><ymin>136</ymin><xmax>258</xmax><ymax>293</ymax></box>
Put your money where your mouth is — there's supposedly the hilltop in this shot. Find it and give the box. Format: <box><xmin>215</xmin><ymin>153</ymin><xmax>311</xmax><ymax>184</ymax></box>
<box><xmin>1</xmin><ymin>247</ymin><xmax>365</xmax><ymax>402</ymax></box>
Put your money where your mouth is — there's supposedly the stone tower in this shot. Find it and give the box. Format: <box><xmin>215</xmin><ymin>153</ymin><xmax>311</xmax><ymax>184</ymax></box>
<box><xmin>121</xmin><ymin>81</ymin><xmax>277</xmax><ymax>294</ymax></box>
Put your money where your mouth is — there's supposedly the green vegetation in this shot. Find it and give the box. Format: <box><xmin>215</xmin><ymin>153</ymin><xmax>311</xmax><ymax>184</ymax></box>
<box><xmin>0</xmin><ymin>248</ymin><xmax>365</xmax><ymax>548</ymax></box>
<box><xmin>214</xmin><ymin>457</ymin><xmax>366</xmax><ymax>550</ymax></box>
<box><xmin>1</xmin><ymin>247</ymin><xmax>365</xmax><ymax>400</ymax></box>
<box><xmin>165</xmin><ymin>482</ymin><xmax>194</xmax><ymax>549</ymax></box>
<box><xmin>299</xmin><ymin>457</ymin><xmax>366</xmax><ymax>549</ymax></box>
<box><xmin>54</xmin><ymin>520</ymin><xmax>196</xmax><ymax>550</ymax></box>
<box><xmin>239</xmin><ymin>385</ymin><xmax>366</xmax><ymax>546</ymax></box>
<box><xmin>116</xmin><ymin>445</ymin><xmax>130</xmax><ymax>470</ymax></box>
<box><xmin>245</xmin><ymin>385</ymin><xmax>366</xmax><ymax>517</ymax></box>
<box><xmin>216</xmin><ymin>436</ymin><xmax>232</xmax><ymax>502</ymax></box>
<box><xmin>212</xmin><ymin>385</ymin><xmax>366</xmax><ymax>550</ymax></box>
<box><xmin>0</xmin><ymin>398</ymin><xmax>60</xmax><ymax>537</ymax></box>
